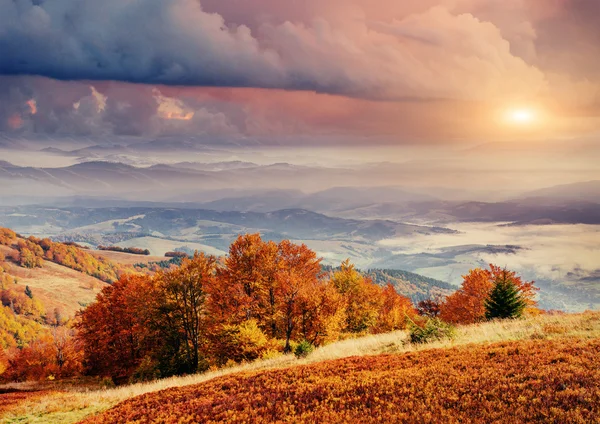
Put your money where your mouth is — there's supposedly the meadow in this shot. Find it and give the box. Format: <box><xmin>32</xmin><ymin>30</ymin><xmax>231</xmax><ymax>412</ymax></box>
<box><xmin>84</xmin><ymin>338</ymin><xmax>600</xmax><ymax>423</ymax></box>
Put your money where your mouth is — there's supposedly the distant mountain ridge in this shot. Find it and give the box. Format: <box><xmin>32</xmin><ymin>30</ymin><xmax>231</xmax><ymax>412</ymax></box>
<box><xmin>0</xmin><ymin>205</ymin><xmax>455</xmax><ymax>243</ymax></box>
<box><xmin>520</xmin><ymin>180</ymin><xmax>600</xmax><ymax>201</ymax></box>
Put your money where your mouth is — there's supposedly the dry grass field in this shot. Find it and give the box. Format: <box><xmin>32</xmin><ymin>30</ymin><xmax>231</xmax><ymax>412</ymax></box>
<box><xmin>1</xmin><ymin>247</ymin><xmax>109</xmax><ymax>317</ymax></box>
<box><xmin>1</xmin><ymin>311</ymin><xmax>599</xmax><ymax>424</ymax></box>
<box><xmin>89</xmin><ymin>250</ymin><xmax>167</xmax><ymax>266</ymax></box>
<box><xmin>85</xmin><ymin>338</ymin><xmax>600</xmax><ymax>424</ymax></box>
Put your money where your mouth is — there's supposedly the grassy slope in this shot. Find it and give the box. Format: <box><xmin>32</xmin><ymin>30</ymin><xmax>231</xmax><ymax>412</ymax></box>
<box><xmin>0</xmin><ymin>245</ymin><xmax>108</xmax><ymax>317</ymax></box>
<box><xmin>2</xmin><ymin>312</ymin><xmax>599</xmax><ymax>423</ymax></box>
<box><xmin>85</xmin><ymin>338</ymin><xmax>600</xmax><ymax>424</ymax></box>
<box><xmin>0</xmin><ymin>243</ymin><xmax>168</xmax><ymax>318</ymax></box>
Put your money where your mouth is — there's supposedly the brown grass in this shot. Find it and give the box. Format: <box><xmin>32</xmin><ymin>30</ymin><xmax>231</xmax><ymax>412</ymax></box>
<box><xmin>84</xmin><ymin>338</ymin><xmax>600</xmax><ymax>424</ymax></box>
<box><xmin>89</xmin><ymin>251</ymin><xmax>167</xmax><ymax>266</ymax></box>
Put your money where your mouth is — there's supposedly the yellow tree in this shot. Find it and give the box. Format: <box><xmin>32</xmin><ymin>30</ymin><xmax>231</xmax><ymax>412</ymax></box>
<box><xmin>331</xmin><ymin>260</ymin><xmax>382</xmax><ymax>333</ymax></box>
<box><xmin>375</xmin><ymin>283</ymin><xmax>416</xmax><ymax>333</ymax></box>
<box><xmin>297</xmin><ymin>279</ymin><xmax>345</xmax><ymax>346</ymax></box>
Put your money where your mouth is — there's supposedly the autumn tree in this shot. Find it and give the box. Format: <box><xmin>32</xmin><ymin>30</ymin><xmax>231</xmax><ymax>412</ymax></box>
<box><xmin>275</xmin><ymin>240</ymin><xmax>323</xmax><ymax>352</ymax></box>
<box><xmin>214</xmin><ymin>234</ymin><xmax>279</xmax><ymax>327</ymax></box>
<box><xmin>296</xmin><ymin>279</ymin><xmax>345</xmax><ymax>346</ymax></box>
<box><xmin>154</xmin><ymin>253</ymin><xmax>216</xmax><ymax>374</ymax></box>
<box><xmin>1</xmin><ymin>287</ymin><xmax>45</xmax><ymax>319</ymax></box>
<box><xmin>439</xmin><ymin>268</ymin><xmax>493</xmax><ymax>324</ymax></box>
<box><xmin>3</xmin><ymin>326</ymin><xmax>82</xmax><ymax>381</ymax></box>
<box><xmin>331</xmin><ymin>260</ymin><xmax>382</xmax><ymax>333</ymax></box>
<box><xmin>417</xmin><ymin>299</ymin><xmax>442</xmax><ymax>318</ymax></box>
<box><xmin>440</xmin><ymin>265</ymin><xmax>537</xmax><ymax>325</ymax></box>
<box><xmin>77</xmin><ymin>274</ymin><xmax>157</xmax><ymax>382</ymax></box>
<box><xmin>375</xmin><ymin>283</ymin><xmax>416</xmax><ymax>333</ymax></box>
<box><xmin>0</xmin><ymin>228</ymin><xmax>17</xmax><ymax>246</ymax></box>
<box><xmin>19</xmin><ymin>248</ymin><xmax>42</xmax><ymax>268</ymax></box>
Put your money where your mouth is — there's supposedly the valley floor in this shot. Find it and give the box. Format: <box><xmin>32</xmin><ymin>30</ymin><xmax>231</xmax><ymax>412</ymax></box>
<box><xmin>1</xmin><ymin>312</ymin><xmax>599</xmax><ymax>423</ymax></box>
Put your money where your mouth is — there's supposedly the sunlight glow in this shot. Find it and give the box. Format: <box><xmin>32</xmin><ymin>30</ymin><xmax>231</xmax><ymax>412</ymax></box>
<box><xmin>505</xmin><ymin>107</ymin><xmax>539</xmax><ymax>126</ymax></box>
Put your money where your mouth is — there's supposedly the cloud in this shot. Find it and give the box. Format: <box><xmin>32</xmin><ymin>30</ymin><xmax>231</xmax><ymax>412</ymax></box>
<box><xmin>0</xmin><ymin>76</ymin><xmax>243</xmax><ymax>137</ymax></box>
<box><xmin>0</xmin><ymin>0</ymin><xmax>545</xmax><ymax>101</ymax></box>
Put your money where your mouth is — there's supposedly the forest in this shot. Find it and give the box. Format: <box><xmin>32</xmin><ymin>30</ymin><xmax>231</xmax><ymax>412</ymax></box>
<box><xmin>0</xmin><ymin>228</ymin><xmax>539</xmax><ymax>384</ymax></box>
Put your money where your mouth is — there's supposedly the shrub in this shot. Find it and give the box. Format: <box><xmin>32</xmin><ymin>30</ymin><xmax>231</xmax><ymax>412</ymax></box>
<box><xmin>165</xmin><ymin>251</ymin><xmax>188</xmax><ymax>258</ymax></box>
<box><xmin>98</xmin><ymin>246</ymin><xmax>150</xmax><ymax>255</ymax></box>
<box><xmin>294</xmin><ymin>340</ymin><xmax>314</xmax><ymax>358</ymax></box>
<box><xmin>408</xmin><ymin>318</ymin><xmax>456</xmax><ymax>344</ymax></box>
<box><xmin>214</xmin><ymin>320</ymin><xmax>277</xmax><ymax>365</ymax></box>
<box><xmin>131</xmin><ymin>356</ymin><xmax>160</xmax><ymax>383</ymax></box>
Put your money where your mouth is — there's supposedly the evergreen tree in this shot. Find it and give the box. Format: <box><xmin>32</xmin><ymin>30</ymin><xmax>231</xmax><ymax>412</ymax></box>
<box><xmin>484</xmin><ymin>270</ymin><xmax>527</xmax><ymax>320</ymax></box>
<box><xmin>25</xmin><ymin>285</ymin><xmax>33</xmax><ymax>299</ymax></box>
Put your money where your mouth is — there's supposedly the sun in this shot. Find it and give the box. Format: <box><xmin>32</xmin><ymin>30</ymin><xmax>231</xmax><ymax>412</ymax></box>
<box><xmin>503</xmin><ymin>107</ymin><xmax>540</xmax><ymax>127</ymax></box>
<box><xmin>510</xmin><ymin>109</ymin><xmax>534</xmax><ymax>123</ymax></box>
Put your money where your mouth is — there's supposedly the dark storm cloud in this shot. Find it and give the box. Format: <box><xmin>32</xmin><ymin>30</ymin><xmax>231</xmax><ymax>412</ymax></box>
<box><xmin>0</xmin><ymin>0</ymin><xmax>545</xmax><ymax>101</ymax></box>
<box><xmin>0</xmin><ymin>0</ymin><xmax>284</xmax><ymax>88</ymax></box>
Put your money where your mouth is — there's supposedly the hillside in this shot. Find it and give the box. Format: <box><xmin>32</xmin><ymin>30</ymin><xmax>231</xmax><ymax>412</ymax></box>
<box><xmin>85</xmin><ymin>338</ymin><xmax>600</xmax><ymax>423</ymax></box>
<box><xmin>0</xmin><ymin>251</ymin><xmax>107</xmax><ymax>317</ymax></box>
<box><xmin>366</xmin><ymin>268</ymin><xmax>454</xmax><ymax>301</ymax></box>
<box><xmin>2</xmin><ymin>312</ymin><xmax>599</xmax><ymax>423</ymax></box>
<box><xmin>0</xmin><ymin>229</ymin><xmax>140</xmax><ymax>370</ymax></box>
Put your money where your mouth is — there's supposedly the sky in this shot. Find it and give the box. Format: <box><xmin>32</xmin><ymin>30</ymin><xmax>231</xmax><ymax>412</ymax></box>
<box><xmin>1</xmin><ymin>0</ymin><xmax>599</xmax><ymax>145</ymax></box>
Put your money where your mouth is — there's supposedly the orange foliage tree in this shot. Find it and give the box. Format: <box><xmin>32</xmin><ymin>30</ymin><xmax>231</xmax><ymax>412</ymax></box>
<box><xmin>77</xmin><ymin>274</ymin><xmax>157</xmax><ymax>383</ymax></box>
<box><xmin>214</xmin><ymin>234</ymin><xmax>279</xmax><ymax>327</ymax></box>
<box><xmin>275</xmin><ymin>240</ymin><xmax>323</xmax><ymax>352</ymax></box>
<box><xmin>4</xmin><ymin>327</ymin><xmax>82</xmax><ymax>381</ymax></box>
<box><xmin>0</xmin><ymin>228</ymin><xmax>17</xmax><ymax>246</ymax></box>
<box><xmin>440</xmin><ymin>264</ymin><xmax>538</xmax><ymax>325</ymax></box>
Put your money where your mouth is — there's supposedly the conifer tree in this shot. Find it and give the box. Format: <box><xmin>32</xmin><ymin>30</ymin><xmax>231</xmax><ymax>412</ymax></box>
<box><xmin>25</xmin><ymin>285</ymin><xmax>33</xmax><ymax>299</ymax></box>
<box><xmin>484</xmin><ymin>270</ymin><xmax>527</xmax><ymax>320</ymax></box>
